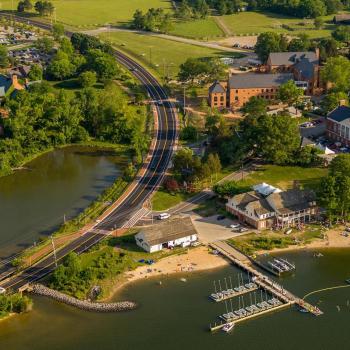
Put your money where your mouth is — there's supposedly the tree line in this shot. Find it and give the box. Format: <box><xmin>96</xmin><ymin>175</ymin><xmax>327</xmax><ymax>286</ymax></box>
<box><xmin>17</xmin><ymin>0</ymin><xmax>55</xmax><ymax>17</ymax></box>
<box><xmin>246</xmin><ymin>0</ymin><xmax>346</xmax><ymax>18</ymax></box>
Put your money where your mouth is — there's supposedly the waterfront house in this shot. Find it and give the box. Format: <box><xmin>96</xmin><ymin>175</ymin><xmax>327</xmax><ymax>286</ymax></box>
<box><xmin>135</xmin><ymin>217</ymin><xmax>198</xmax><ymax>253</ymax></box>
<box><xmin>226</xmin><ymin>183</ymin><xmax>317</xmax><ymax>230</ymax></box>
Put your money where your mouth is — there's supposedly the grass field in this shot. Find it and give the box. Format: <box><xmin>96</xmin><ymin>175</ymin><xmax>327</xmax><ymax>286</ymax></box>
<box><xmin>170</xmin><ymin>18</ymin><xmax>224</xmax><ymax>39</ymax></box>
<box><xmin>99</xmin><ymin>31</ymin><xmax>242</xmax><ymax>78</ymax></box>
<box><xmin>220</xmin><ymin>11</ymin><xmax>340</xmax><ymax>38</ymax></box>
<box><xmin>0</xmin><ymin>0</ymin><xmax>171</xmax><ymax>27</ymax></box>
<box><xmin>235</xmin><ymin>164</ymin><xmax>328</xmax><ymax>191</ymax></box>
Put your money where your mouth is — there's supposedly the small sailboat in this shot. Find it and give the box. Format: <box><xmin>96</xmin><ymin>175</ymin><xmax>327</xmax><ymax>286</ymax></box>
<box><xmin>222</xmin><ymin>322</ymin><xmax>235</xmax><ymax>333</ymax></box>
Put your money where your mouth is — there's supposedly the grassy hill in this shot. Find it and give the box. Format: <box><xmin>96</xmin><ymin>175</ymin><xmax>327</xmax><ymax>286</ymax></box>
<box><xmin>0</xmin><ymin>0</ymin><xmax>172</xmax><ymax>27</ymax></box>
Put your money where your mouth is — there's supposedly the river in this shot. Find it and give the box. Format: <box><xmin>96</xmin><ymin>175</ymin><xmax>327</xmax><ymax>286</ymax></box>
<box><xmin>0</xmin><ymin>146</ymin><xmax>125</xmax><ymax>258</ymax></box>
<box><xmin>0</xmin><ymin>248</ymin><xmax>349</xmax><ymax>349</ymax></box>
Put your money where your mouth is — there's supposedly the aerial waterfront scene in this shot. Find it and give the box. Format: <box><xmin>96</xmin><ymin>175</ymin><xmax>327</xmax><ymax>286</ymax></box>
<box><xmin>1</xmin><ymin>0</ymin><xmax>350</xmax><ymax>349</ymax></box>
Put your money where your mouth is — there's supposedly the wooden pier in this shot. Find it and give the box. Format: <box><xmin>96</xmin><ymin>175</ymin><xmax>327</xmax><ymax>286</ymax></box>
<box><xmin>209</xmin><ymin>241</ymin><xmax>323</xmax><ymax>318</ymax></box>
<box><xmin>210</xmin><ymin>285</ymin><xmax>259</xmax><ymax>302</ymax></box>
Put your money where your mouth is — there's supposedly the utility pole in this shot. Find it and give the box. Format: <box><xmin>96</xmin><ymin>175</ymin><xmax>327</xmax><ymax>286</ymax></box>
<box><xmin>63</xmin><ymin>213</ymin><xmax>66</xmax><ymax>224</ymax></box>
<box><xmin>51</xmin><ymin>236</ymin><xmax>57</xmax><ymax>268</ymax></box>
<box><xmin>149</xmin><ymin>46</ymin><xmax>152</xmax><ymax>66</ymax></box>
<box><xmin>183</xmin><ymin>85</ymin><xmax>186</xmax><ymax>116</ymax></box>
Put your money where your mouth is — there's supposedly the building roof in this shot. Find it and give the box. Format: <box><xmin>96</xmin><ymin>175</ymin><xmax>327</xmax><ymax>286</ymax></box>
<box><xmin>228</xmin><ymin>73</ymin><xmax>293</xmax><ymax>89</ymax></box>
<box><xmin>328</xmin><ymin>105</ymin><xmax>350</xmax><ymax>123</ymax></box>
<box><xmin>294</xmin><ymin>58</ymin><xmax>316</xmax><ymax>80</ymax></box>
<box><xmin>138</xmin><ymin>217</ymin><xmax>197</xmax><ymax>246</ymax></box>
<box><xmin>233</xmin><ymin>191</ymin><xmax>274</xmax><ymax>218</ymax></box>
<box><xmin>334</xmin><ymin>14</ymin><xmax>350</xmax><ymax>23</ymax></box>
<box><xmin>268</xmin><ymin>51</ymin><xmax>318</xmax><ymax>67</ymax></box>
<box><xmin>253</xmin><ymin>183</ymin><xmax>282</xmax><ymax>197</ymax></box>
<box><xmin>209</xmin><ymin>81</ymin><xmax>226</xmax><ymax>94</ymax></box>
<box><xmin>268</xmin><ymin>189</ymin><xmax>316</xmax><ymax>215</ymax></box>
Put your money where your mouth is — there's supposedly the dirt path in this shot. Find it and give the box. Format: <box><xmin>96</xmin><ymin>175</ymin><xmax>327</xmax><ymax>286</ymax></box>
<box><xmin>213</xmin><ymin>16</ymin><xmax>232</xmax><ymax>37</ymax></box>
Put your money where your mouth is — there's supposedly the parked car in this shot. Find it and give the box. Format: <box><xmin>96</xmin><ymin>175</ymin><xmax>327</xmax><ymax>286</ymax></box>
<box><xmin>0</xmin><ymin>287</ymin><xmax>6</xmax><ymax>294</ymax></box>
<box><xmin>230</xmin><ymin>223</ymin><xmax>240</xmax><ymax>229</ymax></box>
<box><xmin>238</xmin><ymin>227</ymin><xmax>249</xmax><ymax>233</ymax></box>
<box><xmin>158</xmin><ymin>213</ymin><xmax>170</xmax><ymax>220</ymax></box>
<box><xmin>217</xmin><ymin>215</ymin><xmax>226</xmax><ymax>221</ymax></box>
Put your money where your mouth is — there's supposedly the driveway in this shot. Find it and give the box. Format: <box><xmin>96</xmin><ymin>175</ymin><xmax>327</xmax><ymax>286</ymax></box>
<box><xmin>191</xmin><ymin>213</ymin><xmax>255</xmax><ymax>244</ymax></box>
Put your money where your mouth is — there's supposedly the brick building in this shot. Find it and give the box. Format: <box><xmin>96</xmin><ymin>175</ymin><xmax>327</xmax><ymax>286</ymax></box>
<box><xmin>326</xmin><ymin>105</ymin><xmax>350</xmax><ymax>147</ymax></box>
<box><xmin>208</xmin><ymin>49</ymin><xmax>322</xmax><ymax>109</ymax></box>
<box><xmin>266</xmin><ymin>50</ymin><xmax>322</xmax><ymax>95</ymax></box>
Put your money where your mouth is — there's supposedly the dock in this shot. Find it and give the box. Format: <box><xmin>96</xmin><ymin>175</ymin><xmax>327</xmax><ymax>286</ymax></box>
<box><xmin>209</xmin><ymin>240</ymin><xmax>322</xmax><ymax>328</ymax></box>
<box><xmin>210</xmin><ymin>282</ymin><xmax>258</xmax><ymax>302</ymax></box>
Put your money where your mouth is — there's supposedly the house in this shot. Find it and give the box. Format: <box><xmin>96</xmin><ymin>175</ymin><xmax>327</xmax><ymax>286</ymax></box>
<box><xmin>0</xmin><ymin>74</ymin><xmax>24</xmax><ymax>99</ymax></box>
<box><xmin>333</xmin><ymin>14</ymin><xmax>350</xmax><ymax>24</ymax></box>
<box><xmin>226</xmin><ymin>183</ymin><xmax>317</xmax><ymax>230</ymax></box>
<box><xmin>135</xmin><ymin>217</ymin><xmax>198</xmax><ymax>253</ymax></box>
<box><xmin>266</xmin><ymin>50</ymin><xmax>322</xmax><ymax>95</ymax></box>
<box><xmin>326</xmin><ymin>104</ymin><xmax>350</xmax><ymax>147</ymax></box>
<box><xmin>8</xmin><ymin>65</ymin><xmax>31</xmax><ymax>79</ymax></box>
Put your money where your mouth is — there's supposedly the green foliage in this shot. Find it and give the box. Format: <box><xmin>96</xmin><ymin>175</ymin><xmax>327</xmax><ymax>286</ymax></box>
<box><xmin>28</xmin><ymin>64</ymin><xmax>43</xmax><ymax>81</ymax></box>
<box><xmin>178</xmin><ymin>57</ymin><xmax>226</xmax><ymax>84</ymax></box>
<box><xmin>131</xmin><ymin>7</ymin><xmax>173</xmax><ymax>33</ymax></box>
<box><xmin>35</xmin><ymin>36</ymin><xmax>54</xmax><ymax>54</ymax></box>
<box><xmin>78</xmin><ymin>71</ymin><xmax>97</xmax><ymax>88</ymax></box>
<box><xmin>213</xmin><ymin>180</ymin><xmax>248</xmax><ymax>197</ymax></box>
<box><xmin>180</xmin><ymin>125</ymin><xmax>198</xmax><ymax>141</ymax></box>
<box><xmin>34</xmin><ymin>1</ymin><xmax>54</xmax><ymax>16</ymax></box>
<box><xmin>0</xmin><ymin>293</ymin><xmax>32</xmax><ymax>318</ymax></box>
<box><xmin>0</xmin><ymin>45</ymin><xmax>8</xmax><ymax>68</ymax></box>
<box><xmin>321</xmin><ymin>56</ymin><xmax>350</xmax><ymax>92</ymax></box>
<box><xmin>332</xmin><ymin>25</ymin><xmax>350</xmax><ymax>42</ymax></box>
<box><xmin>52</xmin><ymin>23</ymin><xmax>65</xmax><ymax>41</ymax></box>
<box><xmin>321</xmin><ymin>91</ymin><xmax>348</xmax><ymax>113</ymax></box>
<box><xmin>255</xmin><ymin>32</ymin><xmax>288</xmax><ymax>62</ymax></box>
<box><xmin>277</xmin><ymin>80</ymin><xmax>304</xmax><ymax>105</ymax></box>
<box><xmin>85</xmin><ymin>49</ymin><xmax>121</xmax><ymax>80</ymax></box>
<box><xmin>319</xmin><ymin>154</ymin><xmax>350</xmax><ymax>220</ymax></box>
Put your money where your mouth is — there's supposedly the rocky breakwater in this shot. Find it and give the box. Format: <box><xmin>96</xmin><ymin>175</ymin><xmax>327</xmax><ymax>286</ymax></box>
<box><xmin>31</xmin><ymin>284</ymin><xmax>137</xmax><ymax>312</ymax></box>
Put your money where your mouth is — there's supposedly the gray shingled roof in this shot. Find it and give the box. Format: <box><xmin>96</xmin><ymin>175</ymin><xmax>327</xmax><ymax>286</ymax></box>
<box><xmin>294</xmin><ymin>58</ymin><xmax>316</xmax><ymax>80</ymax></box>
<box><xmin>0</xmin><ymin>75</ymin><xmax>13</xmax><ymax>97</ymax></box>
<box><xmin>209</xmin><ymin>81</ymin><xmax>226</xmax><ymax>94</ymax></box>
<box><xmin>268</xmin><ymin>51</ymin><xmax>318</xmax><ymax>66</ymax></box>
<box><xmin>138</xmin><ymin>217</ymin><xmax>197</xmax><ymax>246</ymax></box>
<box><xmin>328</xmin><ymin>105</ymin><xmax>350</xmax><ymax>123</ymax></box>
<box><xmin>268</xmin><ymin>189</ymin><xmax>316</xmax><ymax>215</ymax></box>
<box><xmin>228</xmin><ymin>73</ymin><xmax>293</xmax><ymax>89</ymax></box>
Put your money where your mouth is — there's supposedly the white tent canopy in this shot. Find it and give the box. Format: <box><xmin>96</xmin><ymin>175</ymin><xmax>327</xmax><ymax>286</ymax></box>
<box><xmin>253</xmin><ymin>183</ymin><xmax>282</xmax><ymax>197</ymax></box>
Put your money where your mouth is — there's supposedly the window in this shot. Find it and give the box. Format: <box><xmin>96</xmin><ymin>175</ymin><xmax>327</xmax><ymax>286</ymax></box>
<box><xmin>235</xmin><ymin>96</ymin><xmax>238</xmax><ymax>101</ymax></box>
<box><xmin>333</xmin><ymin>123</ymin><xmax>337</xmax><ymax>132</ymax></box>
<box><xmin>220</xmin><ymin>96</ymin><xmax>224</xmax><ymax>101</ymax></box>
<box><xmin>346</xmin><ymin>127</ymin><xmax>349</xmax><ymax>140</ymax></box>
<box><xmin>214</xmin><ymin>96</ymin><xmax>217</xmax><ymax>102</ymax></box>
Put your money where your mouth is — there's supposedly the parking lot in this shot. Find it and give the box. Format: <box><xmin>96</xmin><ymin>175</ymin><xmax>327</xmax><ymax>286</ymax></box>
<box><xmin>190</xmin><ymin>213</ymin><xmax>255</xmax><ymax>244</ymax></box>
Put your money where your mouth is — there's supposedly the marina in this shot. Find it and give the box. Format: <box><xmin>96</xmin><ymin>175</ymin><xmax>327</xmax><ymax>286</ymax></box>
<box><xmin>208</xmin><ymin>241</ymin><xmax>323</xmax><ymax>332</ymax></box>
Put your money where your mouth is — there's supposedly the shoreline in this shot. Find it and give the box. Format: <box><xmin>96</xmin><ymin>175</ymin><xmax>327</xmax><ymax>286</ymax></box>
<box><xmin>104</xmin><ymin>246</ymin><xmax>229</xmax><ymax>301</ymax></box>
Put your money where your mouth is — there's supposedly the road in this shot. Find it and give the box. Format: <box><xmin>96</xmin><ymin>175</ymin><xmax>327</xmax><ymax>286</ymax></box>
<box><xmin>0</xmin><ymin>14</ymin><xmax>178</xmax><ymax>291</ymax></box>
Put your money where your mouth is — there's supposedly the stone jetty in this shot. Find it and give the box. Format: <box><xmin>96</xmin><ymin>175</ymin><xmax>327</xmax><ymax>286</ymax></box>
<box><xmin>31</xmin><ymin>284</ymin><xmax>137</xmax><ymax>312</ymax></box>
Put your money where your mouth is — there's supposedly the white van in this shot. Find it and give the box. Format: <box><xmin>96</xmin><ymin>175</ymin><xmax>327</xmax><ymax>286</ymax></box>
<box><xmin>158</xmin><ymin>213</ymin><xmax>170</xmax><ymax>220</ymax></box>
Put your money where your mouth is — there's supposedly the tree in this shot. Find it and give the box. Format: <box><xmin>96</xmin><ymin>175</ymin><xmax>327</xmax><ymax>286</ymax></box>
<box><xmin>255</xmin><ymin>32</ymin><xmax>285</xmax><ymax>62</ymax></box>
<box><xmin>52</xmin><ymin>23</ymin><xmax>65</xmax><ymax>40</ymax></box>
<box><xmin>79</xmin><ymin>71</ymin><xmax>97</xmax><ymax>88</ymax></box>
<box><xmin>277</xmin><ymin>80</ymin><xmax>304</xmax><ymax>106</ymax></box>
<box><xmin>318</xmin><ymin>37</ymin><xmax>338</xmax><ymax>61</ymax></box>
<box><xmin>34</xmin><ymin>1</ymin><xmax>54</xmax><ymax>16</ymax></box>
<box><xmin>321</xmin><ymin>91</ymin><xmax>348</xmax><ymax>113</ymax></box>
<box><xmin>242</xmin><ymin>96</ymin><xmax>268</xmax><ymax>116</ymax></box>
<box><xmin>164</xmin><ymin>177</ymin><xmax>180</xmax><ymax>192</ymax></box>
<box><xmin>0</xmin><ymin>45</ymin><xmax>8</xmax><ymax>68</ymax></box>
<box><xmin>332</xmin><ymin>25</ymin><xmax>350</xmax><ymax>42</ymax></box>
<box><xmin>46</xmin><ymin>52</ymin><xmax>76</xmax><ymax>80</ymax></box>
<box><xmin>299</xmin><ymin>0</ymin><xmax>326</xmax><ymax>18</ymax></box>
<box><xmin>28</xmin><ymin>64</ymin><xmax>43</xmax><ymax>81</ymax></box>
<box><xmin>17</xmin><ymin>1</ymin><xmax>26</xmax><ymax>12</ymax></box>
<box><xmin>86</xmin><ymin>49</ymin><xmax>120</xmax><ymax>80</ymax></box>
<box><xmin>17</xmin><ymin>0</ymin><xmax>32</xmax><ymax>12</ymax></box>
<box><xmin>314</xmin><ymin>17</ymin><xmax>324</xmax><ymax>29</ymax></box>
<box><xmin>325</xmin><ymin>0</ymin><xmax>343</xmax><ymax>14</ymax></box>
<box><xmin>321</xmin><ymin>56</ymin><xmax>350</xmax><ymax>92</ymax></box>
<box><xmin>206</xmin><ymin>153</ymin><xmax>222</xmax><ymax>181</ymax></box>
<box><xmin>288</xmin><ymin>34</ymin><xmax>311</xmax><ymax>51</ymax></box>
<box><xmin>35</xmin><ymin>36</ymin><xmax>54</xmax><ymax>54</ymax></box>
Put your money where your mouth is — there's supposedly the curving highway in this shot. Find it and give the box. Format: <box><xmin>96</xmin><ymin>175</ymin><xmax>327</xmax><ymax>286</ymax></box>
<box><xmin>0</xmin><ymin>14</ymin><xmax>178</xmax><ymax>291</ymax></box>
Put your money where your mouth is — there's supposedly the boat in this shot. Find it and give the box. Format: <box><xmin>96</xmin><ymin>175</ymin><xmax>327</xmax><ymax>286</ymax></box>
<box><xmin>222</xmin><ymin>322</ymin><xmax>235</xmax><ymax>333</ymax></box>
<box><xmin>299</xmin><ymin>308</ymin><xmax>309</xmax><ymax>313</ymax></box>
<box><xmin>346</xmin><ymin>278</ymin><xmax>350</xmax><ymax>284</ymax></box>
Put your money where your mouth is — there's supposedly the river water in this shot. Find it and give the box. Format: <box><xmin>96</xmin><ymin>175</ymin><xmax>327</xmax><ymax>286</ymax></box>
<box><xmin>0</xmin><ymin>248</ymin><xmax>349</xmax><ymax>349</ymax></box>
<box><xmin>0</xmin><ymin>146</ymin><xmax>124</xmax><ymax>258</ymax></box>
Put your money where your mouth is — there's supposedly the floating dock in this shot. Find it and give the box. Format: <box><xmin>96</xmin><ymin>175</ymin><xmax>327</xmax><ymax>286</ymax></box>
<box><xmin>210</xmin><ymin>282</ymin><xmax>258</xmax><ymax>302</ymax></box>
<box><xmin>209</xmin><ymin>241</ymin><xmax>323</xmax><ymax>320</ymax></box>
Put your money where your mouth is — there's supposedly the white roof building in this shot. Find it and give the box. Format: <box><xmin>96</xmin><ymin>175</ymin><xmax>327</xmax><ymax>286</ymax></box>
<box><xmin>253</xmin><ymin>183</ymin><xmax>282</xmax><ymax>197</ymax></box>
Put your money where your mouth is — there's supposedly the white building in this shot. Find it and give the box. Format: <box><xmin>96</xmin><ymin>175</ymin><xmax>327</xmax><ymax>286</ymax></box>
<box><xmin>135</xmin><ymin>217</ymin><xmax>198</xmax><ymax>253</ymax></box>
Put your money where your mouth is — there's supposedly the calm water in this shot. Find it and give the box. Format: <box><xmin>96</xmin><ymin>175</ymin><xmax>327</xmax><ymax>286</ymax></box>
<box><xmin>1</xmin><ymin>248</ymin><xmax>350</xmax><ymax>349</ymax></box>
<box><xmin>0</xmin><ymin>146</ymin><xmax>124</xmax><ymax>258</ymax></box>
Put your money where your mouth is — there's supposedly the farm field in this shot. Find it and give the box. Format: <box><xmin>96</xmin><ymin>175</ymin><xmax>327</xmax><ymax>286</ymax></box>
<box><xmin>169</xmin><ymin>17</ymin><xmax>224</xmax><ymax>39</ymax></box>
<box><xmin>220</xmin><ymin>11</ymin><xmax>341</xmax><ymax>38</ymax></box>
<box><xmin>99</xmin><ymin>31</ymin><xmax>242</xmax><ymax>78</ymax></box>
<box><xmin>0</xmin><ymin>0</ymin><xmax>172</xmax><ymax>27</ymax></box>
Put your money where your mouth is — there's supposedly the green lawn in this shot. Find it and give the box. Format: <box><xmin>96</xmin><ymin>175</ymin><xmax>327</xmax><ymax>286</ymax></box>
<box><xmin>151</xmin><ymin>189</ymin><xmax>194</xmax><ymax>211</ymax></box>
<box><xmin>236</xmin><ymin>164</ymin><xmax>328</xmax><ymax>191</ymax></box>
<box><xmin>170</xmin><ymin>17</ymin><xmax>224</xmax><ymax>39</ymax></box>
<box><xmin>221</xmin><ymin>11</ymin><xmax>340</xmax><ymax>38</ymax></box>
<box><xmin>0</xmin><ymin>0</ymin><xmax>171</xmax><ymax>27</ymax></box>
<box><xmin>99</xmin><ymin>31</ymin><xmax>242</xmax><ymax>78</ymax></box>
